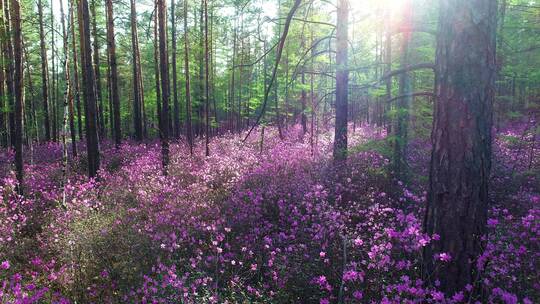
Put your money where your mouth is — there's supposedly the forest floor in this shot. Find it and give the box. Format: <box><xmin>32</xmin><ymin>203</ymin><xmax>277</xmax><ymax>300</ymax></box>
<box><xmin>0</xmin><ymin>124</ymin><xmax>538</xmax><ymax>303</ymax></box>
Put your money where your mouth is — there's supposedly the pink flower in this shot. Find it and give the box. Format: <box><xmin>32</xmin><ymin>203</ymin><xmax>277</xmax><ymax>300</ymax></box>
<box><xmin>437</xmin><ymin>252</ymin><xmax>452</xmax><ymax>262</ymax></box>
<box><xmin>320</xmin><ymin>298</ymin><xmax>329</xmax><ymax>304</ymax></box>
<box><xmin>319</xmin><ymin>251</ymin><xmax>326</xmax><ymax>258</ymax></box>
<box><xmin>353</xmin><ymin>290</ymin><xmax>363</xmax><ymax>299</ymax></box>
<box><xmin>1</xmin><ymin>260</ymin><xmax>9</xmax><ymax>270</ymax></box>
<box><xmin>354</xmin><ymin>238</ymin><xmax>363</xmax><ymax>247</ymax></box>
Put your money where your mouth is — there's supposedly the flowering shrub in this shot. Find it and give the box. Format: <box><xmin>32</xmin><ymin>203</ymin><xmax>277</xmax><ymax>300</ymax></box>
<box><xmin>0</xmin><ymin>123</ymin><xmax>538</xmax><ymax>303</ymax></box>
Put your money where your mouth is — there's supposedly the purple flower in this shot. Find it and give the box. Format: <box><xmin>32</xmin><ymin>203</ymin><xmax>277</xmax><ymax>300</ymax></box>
<box><xmin>1</xmin><ymin>260</ymin><xmax>9</xmax><ymax>270</ymax></box>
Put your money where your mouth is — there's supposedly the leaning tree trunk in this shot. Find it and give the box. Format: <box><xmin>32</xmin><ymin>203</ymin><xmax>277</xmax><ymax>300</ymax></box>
<box><xmin>423</xmin><ymin>0</ymin><xmax>497</xmax><ymax>295</ymax></box>
<box><xmin>10</xmin><ymin>0</ymin><xmax>23</xmax><ymax>191</ymax></box>
<box><xmin>105</xmin><ymin>0</ymin><xmax>121</xmax><ymax>147</ymax></box>
<box><xmin>78</xmin><ymin>0</ymin><xmax>100</xmax><ymax>177</ymax></box>
<box><xmin>333</xmin><ymin>0</ymin><xmax>349</xmax><ymax>162</ymax></box>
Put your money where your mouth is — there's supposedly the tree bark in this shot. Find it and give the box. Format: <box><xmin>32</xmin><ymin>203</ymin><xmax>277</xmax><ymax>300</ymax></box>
<box><xmin>91</xmin><ymin>0</ymin><xmax>105</xmax><ymax>138</ymax></box>
<box><xmin>333</xmin><ymin>0</ymin><xmax>349</xmax><ymax>162</ymax></box>
<box><xmin>157</xmin><ymin>0</ymin><xmax>170</xmax><ymax>174</ymax></box>
<box><xmin>130</xmin><ymin>0</ymin><xmax>144</xmax><ymax>141</ymax></box>
<box><xmin>105</xmin><ymin>0</ymin><xmax>121</xmax><ymax>147</ymax></box>
<box><xmin>10</xmin><ymin>0</ymin><xmax>23</xmax><ymax>190</ymax></box>
<box><xmin>171</xmin><ymin>0</ymin><xmax>180</xmax><ymax>138</ymax></box>
<box><xmin>183</xmin><ymin>0</ymin><xmax>193</xmax><ymax>155</ymax></box>
<box><xmin>2</xmin><ymin>0</ymin><xmax>14</xmax><ymax>148</ymax></box>
<box><xmin>78</xmin><ymin>0</ymin><xmax>101</xmax><ymax>177</ymax></box>
<box><xmin>38</xmin><ymin>0</ymin><xmax>51</xmax><ymax>141</ymax></box>
<box><xmin>204</xmin><ymin>0</ymin><xmax>210</xmax><ymax>156</ymax></box>
<box><xmin>50</xmin><ymin>0</ymin><xmax>58</xmax><ymax>142</ymax></box>
<box><xmin>423</xmin><ymin>0</ymin><xmax>497</xmax><ymax>295</ymax></box>
<box><xmin>70</xmin><ymin>0</ymin><xmax>83</xmax><ymax>140</ymax></box>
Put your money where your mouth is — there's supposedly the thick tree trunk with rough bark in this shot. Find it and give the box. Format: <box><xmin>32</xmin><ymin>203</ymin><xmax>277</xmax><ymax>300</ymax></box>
<box><xmin>423</xmin><ymin>0</ymin><xmax>497</xmax><ymax>295</ymax></box>
<box><xmin>333</xmin><ymin>0</ymin><xmax>349</xmax><ymax>162</ymax></box>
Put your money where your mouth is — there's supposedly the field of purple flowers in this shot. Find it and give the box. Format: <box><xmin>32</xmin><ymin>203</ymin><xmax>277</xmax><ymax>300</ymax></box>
<box><xmin>0</xmin><ymin>124</ymin><xmax>538</xmax><ymax>303</ymax></box>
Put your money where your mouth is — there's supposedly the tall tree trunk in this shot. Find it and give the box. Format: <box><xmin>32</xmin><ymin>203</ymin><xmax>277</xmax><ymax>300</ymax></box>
<box><xmin>10</xmin><ymin>0</ymin><xmax>23</xmax><ymax>190</ymax></box>
<box><xmin>50</xmin><ymin>1</ymin><xmax>57</xmax><ymax>142</ymax></box>
<box><xmin>130</xmin><ymin>0</ymin><xmax>143</xmax><ymax>141</ymax></box>
<box><xmin>183</xmin><ymin>0</ymin><xmax>193</xmax><ymax>155</ymax></box>
<box><xmin>384</xmin><ymin>14</ymin><xmax>392</xmax><ymax>135</ymax></box>
<box><xmin>170</xmin><ymin>0</ymin><xmax>180</xmax><ymax>138</ymax></box>
<box><xmin>59</xmin><ymin>0</ymin><xmax>73</xmax><ymax>199</ymax></box>
<box><xmin>423</xmin><ymin>0</ymin><xmax>497</xmax><ymax>295</ymax></box>
<box><xmin>204</xmin><ymin>0</ymin><xmax>210</xmax><ymax>156</ymax></box>
<box><xmin>198</xmin><ymin>0</ymin><xmax>204</xmax><ymax>136</ymax></box>
<box><xmin>154</xmin><ymin>5</ymin><xmax>162</xmax><ymax>134</ymax></box>
<box><xmin>230</xmin><ymin>5</ymin><xmax>237</xmax><ymax>133</ymax></box>
<box><xmin>333</xmin><ymin>0</ymin><xmax>349</xmax><ymax>162</ymax></box>
<box><xmin>70</xmin><ymin>0</ymin><xmax>83</xmax><ymax>140</ymax></box>
<box><xmin>38</xmin><ymin>0</ymin><xmax>51</xmax><ymax>141</ymax></box>
<box><xmin>105</xmin><ymin>0</ymin><xmax>121</xmax><ymax>147</ymax></box>
<box><xmin>78</xmin><ymin>0</ymin><xmax>100</xmax><ymax>177</ymax></box>
<box><xmin>2</xmin><ymin>0</ymin><xmax>14</xmax><ymax>148</ymax></box>
<box><xmin>91</xmin><ymin>0</ymin><xmax>105</xmax><ymax>138</ymax></box>
<box><xmin>0</xmin><ymin>0</ymin><xmax>5</xmax><ymax>148</ymax></box>
<box><xmin>157</xmin><ymin>0</ymin><xmax>170</xmax><ymax>174</ymax></box>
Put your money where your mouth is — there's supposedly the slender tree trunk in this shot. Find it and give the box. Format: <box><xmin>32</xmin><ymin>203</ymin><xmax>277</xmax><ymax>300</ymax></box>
<box><xmin>91</xmin><ymin>0</ymin><xmax>105</xmax><ymax>138</ymax></box>
<box><xmin>130</xmin><ymin>0</ymin><xmax>143</xmax><ymax>141</ymax></box>
<box><xmin>157</xmin><ymin>0</ymin><xmax>170</xmax><ymax>174</ymax></box>
<box><xmin>78</xmin><ymin>0</ymin><xmax>100</xmax><ymax>177</ymax></box>
<box><xmin>10</xmin><ymin>0</ymin><xmax>23</xmax><ymax>190</ymax></box>
<box><xmin>423</xmin><ymin>0</ymin><xmax>497</xmax><ymax>295</ymax></box>
<box><xmin>38</xmin><ymin>0</ymin><xmax>51</xmax><ymax>141</ymax></box>
<box><xmin>2</xmin><ymin>0</ymin><xmax>14</xmax><ymax>148</ymax></box>
<box><xmin>50</xmin><ymin>1</ymin><xmax>58</xmax><ymax>142</ymax></box>
<box><xmin>183</xmin><ymin>0</ymin><xmax>193</xmax><ymax>155</ymax></box>
<box><xmin>384</xmin><ymin>15</ymin><xmax>392</xmax><ymax>134</ymax></box>
<box><xmin>105</xmin><ymin>0</ymin><xmax>121</xmax><ymax>147</ymax></box>
<box><xmin>203</xmin><ymin>0</ymin><xmax>210</xmax><ymax>156</ymax></box>
<box><xmin>0</xmin><ymin>0</ymin><xmax>5</xmax><ymax>148</ymax></box>
<box><xmin>70</xmin><ymin>0</ymin><xmax>83</xmax><ymax>140</ymax></box>
<box><xmin>154</xmin><ymin>5</ymin><xmax>162</xmax><ymax>134</ymax></box>
<box><xmin>170</xmin><ymin>0</ymin><xmax>180</xmax><ymax>138</ymax></box>
<box><xmin>333</xmin><ymin>0</ymin><xmax>349</xmax><ymax>162</ymax></box>
<box><xmin>230</xmin><ymin>5</ymin><xmax>237</xmax><ymax>133</ymax></box>
<box><xmin>59</xmin><ymin>0</ymin><xmax>72</xmax><ymax>200</ymax></box>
